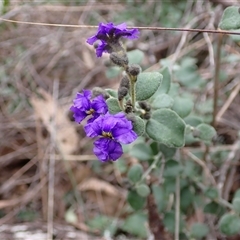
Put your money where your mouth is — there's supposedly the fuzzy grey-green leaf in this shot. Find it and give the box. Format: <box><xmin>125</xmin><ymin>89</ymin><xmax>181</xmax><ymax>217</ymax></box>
<box><xmin>106</xmin><ymin>98</ymin><xmax>122</xmax><ymax>114</ymax></box>
<box><xmin>219</xmin><ymin>6</ymin><xmax>240</xmax><ymax>30</ymax></box>
<box><xmin>146</xmin><ymin>109</ymin><xmax>186</xmax><ymax>147</ymax></box>
<box><xmin>132</xmin><ymin>116</ymin><xmax>145</xmax><ymax>136</ymax></box>
<box><xmin>136</xmin><ymin>72</ymin><xmax>162</xmax><ymax>101</ymax></box>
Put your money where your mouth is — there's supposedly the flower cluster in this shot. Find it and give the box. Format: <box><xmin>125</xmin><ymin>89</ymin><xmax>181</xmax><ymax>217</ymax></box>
<box><xmin>87</xmin><ymin>22</ymin><xmax>139</xmax><ymax>57</ymax></box>
<box><xmin>70</xmin><ymin>90</ymin><xmax>137</xmax><ymax>162</ymax></box>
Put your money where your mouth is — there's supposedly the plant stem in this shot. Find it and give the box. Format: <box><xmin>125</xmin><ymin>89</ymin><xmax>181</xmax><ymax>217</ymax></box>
<box><xmin>175</xmin><ymin>175</ymin><xmax>180</xmax><ymax>240</ymax></box>
<box><xmin>129</xmin><ymin>75</ymin><xmax>137</xmax><ymax>108</ymax></box>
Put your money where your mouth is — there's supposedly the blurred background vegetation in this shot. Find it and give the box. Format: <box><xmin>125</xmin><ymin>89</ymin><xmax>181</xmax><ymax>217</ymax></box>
<box><xmin>0</xmin><ymin>0</ymin><xmax>240</xmax><ymax>239</ymax></box>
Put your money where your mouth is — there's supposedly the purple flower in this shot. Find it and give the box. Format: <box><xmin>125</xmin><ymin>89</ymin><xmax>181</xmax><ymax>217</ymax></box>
<box><xmin>70</xmin><ymin>90</ymin><xmax>108</xmax><ymax>123</ymax></box>
<box><xmin>87</xmin><ymin>22</ymin><xmax>139</xmax><ymax>57</ymax></box>
<box><xmin>84</xmin><ymin>112</ymin><xmax>138</xmax><ymax>162</ymax></box>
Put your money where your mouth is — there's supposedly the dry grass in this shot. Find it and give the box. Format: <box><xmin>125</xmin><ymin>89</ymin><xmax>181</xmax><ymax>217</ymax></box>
<box><xmin>0</xmin><ymin>1</ymin><xmax>240</xmax><ymax>239</ymax></box>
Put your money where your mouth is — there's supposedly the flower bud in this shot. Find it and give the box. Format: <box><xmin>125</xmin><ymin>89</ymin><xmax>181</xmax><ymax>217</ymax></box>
<box><xmin>124</xmin><ymin>100</ymin><xmax>134</xmax><ymax>114</ymax></box>
<box><xmin>92</xmin><ymin>87</ymin><xmax>110</xmax><ymax>99</ymax></box>
<box><xmin>110</xmin><ymin>52</ymin><xmax>129</xmax><ymax>67</ymax></box>
<box><xmin>126</xmin><ymin>64</ymin><xmax>141</xmax><ymax>76</ymax></box>
<box><xmin>118</xmin><ymin>87</ymin><xmax>128</xmax><ymax>101</ymax></box>
<box><xmin>141</xmin><ymin>112</ymin><xmax>151</xmax><ymax>120</ymax></box>
<box><xmin>120</xmin><ymin>76</ymin><xmax>130</xmax><ymax>89</ymax></box>
<box><xmin>138</xmin><ymin>101</ymin><xmax>151</xmax><ymax>112</ymax></box>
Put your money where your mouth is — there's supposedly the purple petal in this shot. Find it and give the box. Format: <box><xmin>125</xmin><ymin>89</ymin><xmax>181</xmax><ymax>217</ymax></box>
<box><xmin>93</xmin><ymin>138</ymin><xmax>123</xmax><ymax>161</ymax></box>
<box><xmin>86</xmin><ymin>36</ymin><xmax>98</xmax><ymax>45</ymax></box>
<box><xmin>70</xmin><ymin>106</ymin><xmax>87</xmax><ymax>123</ymax></box>
<box><xmin>91</xmin><ymin>95</ymin><xmax>108</xmax><ymax>114</ymax></box>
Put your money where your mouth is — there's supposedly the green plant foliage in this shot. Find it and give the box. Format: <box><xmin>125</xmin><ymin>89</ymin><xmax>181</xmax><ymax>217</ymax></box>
<box><xmin>163</xmin><ymin>159</ymin><xmax>182</xmax><ymax>178</ymax></box>
<box><xmin>174</xmin><ymin>57</ymin><xmax>204</xmax><ymax>89</ymax></box>
<box><xmin>105</xmin><ymin>88</ymin><xmax>118</xmax><ymax>98</ymax></box>
<box><xmin>151</xmin><ymin>93</ymin><xmax>174</xmax><ymax>109</ymax></box>
<box><xmin>232</xmin><ymin>189</ymin><xmax>240</xmax><ymax>213</ymax></box>
<box><xmin>193</xmin><ymin>123</ymin><xmax>216</xmax><ymax>142</ymax></box>
<box><xmin>114</xmin><ymin>158</ymin><xmax>127</xmax><ymax>174</ymax></box>
<box><xmin>65</xmin><ymin>208</ymin><xmax>78</xmax><ymax>224</ymax></box>
<box><xmin>203</xmin><ymin>202</ymin><xmax>225</xmax><ymax>216</ymax></box>
<box><xmin>158</xmin><ymin>144</ymin><xmax>176</xmax><ymax>160</ymax></box>
<box><xmin>132</xmin><ymin>116</ymin><xmax>145</xmax><ymax>136</ymax></box>
<box><xmin>127</xmin><ymin>49</ymin><xmax>144</xmax><ymax>64</ymax></box>
<box><xmin>219</xmin><ymin>6</ymin><xmax>240</xmax><ymax>30</ymax></box>
<box><xmin>129</xmin><ymin>142</ymin><xmax>153</xmax><ymax>161</ymax></box>
<box><xmin>121</xmin><ymin>213</ymin><xmax>147</xmax><ymax>238</ymax></box>
<box><xmin>204</xmin><ymin>187</ymin><xmax>219</xmax><ymax>200</ymax></box>
<box><xmin>180</xmin><ymin>187</ymin><xmax>194</xmax><ymax>211</ymax></box>
<box><xmin>87</xmin><ymin>215</ymin><xmax>117</xmax><ymax>235</ymax></box>
<box><xmin>158</xmin><ymin>67</ymin><xmax>171</xmax><ymax>94</ymax></box>
<box><xmin>106</xmin><ymin>97</ymin><xmax>122</xmax><ymax>114</ymax></box>
<box><xmin>127</xmin><ymin>190</ymin><xmax>146</xmax><ymax>210</ymax></box>
<box><xmin>146</xmin><ymin>109</ymin><xmax>186</xmax><ymax>147</ymax></box>
<box><xmin>136</xmin><ymin>184</ymin><xmax>151</xmax><ymax>197</ymax></box>
<box><xmin>190</xmin><ymin>223</ymin><xmax>209</xmax><ymax>239</ymax></box>
<box><xmin>127</xmin><ymin>164</ymin><xmax>143</xmax><ymax>183</ymax></box>
<box><xmin>106</xmin><ymin>66</ymin><xmax>121</xmax><ymax>79</ymax></box>
<box><xmin>172</xmin><ymin>96</ymin><xmax>194</xmax><ymax>118</ymax></box>
<box><xmin>136</xmin><ymin>72</ymin><xmax>163</xmax><ymax>101</ymax></box>
<box><xmin>219</xmin><ymin>213</ymin><xmax>240</xmax><ymax>236</ymax></box>
<box><xmin>163</xmin><ymin>211</ymin><xmax>185</xmax><ymax>233</ymax></box>
<box><xmin>152</xmin><ymin>184</ymin><xmax>168</xmax><ymax>213</ymax></box>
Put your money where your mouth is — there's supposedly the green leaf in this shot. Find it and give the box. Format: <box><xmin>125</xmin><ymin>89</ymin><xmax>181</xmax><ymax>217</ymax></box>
<box><xmin>219</xmin><ymin>214</ymin><xmax>240</xmax><ymax>236</ymax></box>
<box><xmin>105</xmin><ymin>88</ymin><xmax>117</xmax><ymax>98</ymax></box>
<box><xmin>106</xmin><ymin>98</ymin><xmax>122</xmax><ymax>114</ymax></box>
<box><xmin>184</xmin><ymin>116</ymin><xmax>203</xmax><ymax>127</ymax></box>
<box><xmin>152</xmin><ymin>93</ymin><xmax>174</xmax><ymax>109</ymax></box>
<box><xmin>174</xmin><ymin>57</ymin><xmax>204</xmax><ymax>89</ymax></box>
<box><xmin>127</xmin><ymin>164</ymin><xmax>143</xmax><ymax>183</ymax></box>
<box><xmin>233</xmin><ymin>189</ymin><xmax>240</xmax><ymax>199</ymax></box>
<box><xmin>127</xmin><ymin>190</ymin><xmax>146</xmax><ymax>210</ymax></box>
<box><xmin>172</xmin><ymin>96</ymin><xmax>193</xmax><ymax>118</ymax></box>
<box><xmin>87</xmin><ymin>215</ymin><xmax>115</xmax><ymax>233</ymax></box>
<box><xmin>136</xmin><ymin>72</ymin><xmax>163</xmax><ymax>101</ymax></box>
<box><xmin>132</xmin><ymin>116</ymin><xmax>145</xmax><ymax>136</ymax></box>
<box><xmin>219</xmin><ymin>6</ymin><xmax>240</xmax><ymax>30</ymax></box>
<box><xmin>159</xmin><ymin>144</ymin><xmax>176</xmax><ymax>160</ymax></box>
<box><xmin>129</xmin><ymin>142</ymin><xmax>153</xmax><ymax>161</ymax></box>
<box><xmin>114</xmin><ymin>158</ymin><xmax>127</xmax><ymax>174</ymax></box>
<box><xmin>190</xmin><ymin>223</ymin><xmax>209</xmax><ymax>239</ymax></box>
<box><xmin>121</xmin><ymin>213</ymin><xmax>147</xmax><ymax>238</ymax></box>
<box><xmin>163</xmin><ymin>159</ymin><xmax>182</xmax><ymax>178</ymax></box>
<box><xmin>163</xmin><ymin>211</ymin><xmax>185</xmax><ymax>233</ymax></box>
<box><xmin>232</xmin><ymin>198</ymin><xmax>240</xmax><ymax>213</ymax></box>
<box><xmin>204</xmin><ymin>187</ymin><xmax>219</xmax><ymax>200</ymax></box>
<box><xmin>152</xmin><ymin>184</ymin><xmax>168</xmax><ymax>213</ymax></box>
<box><xmin>158</xmin><ymin>67</ymin><xmax>171</xmax><ymax>94</ymax></box>
<box><xmin>106</xmin><ymin>66</ymin><xmax>120</xmax><ymax>79</ymax></box>
<box><xmin>146</xmin><ymin>109</ymin><xmax>186</xmax><ymax>148</ymax></box>
<box><xmin>163</xmin><ymin>178</ymin><xmax>176</xmax><ymax>194</ymax></box>
<box><xmin>127</xmin><ymin>49</ymin><xmax>144</xmax><ymax>64</ymax></box>
<box><xmin>136</xmin><ymin>184</ymin><xmax>151</xmax><ymax>197</ymax></box>
<box><xmin>193</xmin><ymin>123</ymin><xmax>216</xmax><ymax>142</ymax></box>
<box><xmin>232</xmin><ymin>189</ymin><xmax>240</xmax><ymax>213</ymax></box>
<box><xmin>65</xmin><ymin>208</ymin><xmax>78</xmax><ymax>224</ymax></box>
<box><xmin>204</xmin><ymin>202</ymin><xmax>225</xmax><ymax>216</ymax></box>
<box><xmin>180</xmin><ymin>187</ymin><xmax>194</xmax><ymax>211</ymax></box>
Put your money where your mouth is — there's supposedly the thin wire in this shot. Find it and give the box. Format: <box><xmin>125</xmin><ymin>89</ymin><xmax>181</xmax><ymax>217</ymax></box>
<box><xmin>1</xmin><ymin>17</ymin><xmax>240</xmax><ymax>35</ymax></box>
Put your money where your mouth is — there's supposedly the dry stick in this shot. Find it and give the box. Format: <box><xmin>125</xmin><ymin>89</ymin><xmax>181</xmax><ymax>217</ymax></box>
<box><xmin>216</xmin><ymin>81</ymin><xmax>240</xmax><ymax>122</ymax></box>
<box><xmin>1</xmin><ymin>18</ymin><xmax>240</xmax><ymax>36</ymax></box>
<box><xmin>212</xmin><ymin>33</ymin><xmax>223</xmax><ymax>129</ymax></box>
<box><xmin>47</xmin><ymin>79</ymin><xmax>59</xmax><ymax>240</ymax></box>
<box><xmin>218</xmin><ymin>140</ymin><xmax>240</xmax><ymax>197</ymax></box>
<box><xmin>182</xmin><ymin>149</ymin><xmax>216</xmax><ymax>186</ymax></box>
